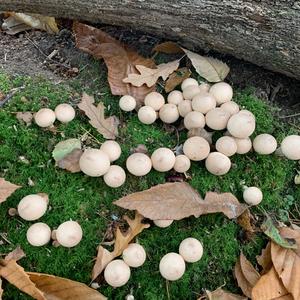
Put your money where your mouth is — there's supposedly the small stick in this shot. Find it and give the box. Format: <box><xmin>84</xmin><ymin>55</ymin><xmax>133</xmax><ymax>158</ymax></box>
<box><xmin>0</xmin><ymin>86</ymin><xmax>24</xmax><ymax>108</ymax></box>
<box><xmin>279</xmin><ymin>112</ymin><xmax>300</xmax><ymax>119</ymax></box>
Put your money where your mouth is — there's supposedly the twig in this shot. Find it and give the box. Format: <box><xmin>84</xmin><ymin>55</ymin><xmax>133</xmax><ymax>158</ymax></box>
<box><xmin>0</xmin><ymin>86</ymin><xmax>25</xmax><ymax>108</ymax></box>
<box><xmin>0</xmin><ymin>233</ymin><xmax>12</xmax><ymax>244</ymax></box>
<box><xmin>279</xmin><ymin>112</ymin><xmax>300</xmax><ymax>119</ymax></box>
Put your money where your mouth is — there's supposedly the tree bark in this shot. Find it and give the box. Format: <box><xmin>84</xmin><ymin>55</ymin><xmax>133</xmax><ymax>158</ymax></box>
<box><xmin>1</xmin><ymin>0</ymin><xmax>300</xmax><ymax>80</ymax></box>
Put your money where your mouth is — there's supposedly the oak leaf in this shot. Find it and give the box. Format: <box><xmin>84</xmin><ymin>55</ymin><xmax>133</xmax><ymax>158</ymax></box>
<box><xmin>205</xmin><ymin>288</ymin><xmax>247</xmax><ymax>300</ymax></box>
<box><xmin>165</xmin><ymin>67</ymin><xmax>191</xmax><ymax>92</ymax></box>
<box><xmin>0</xmin><ymin>178</ymin><xmax>21</xmax><ymax>204</ymax></box>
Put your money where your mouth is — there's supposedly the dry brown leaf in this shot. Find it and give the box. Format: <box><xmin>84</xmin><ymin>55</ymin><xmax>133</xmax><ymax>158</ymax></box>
<box><xmin>205</xmin><ymin>288</ymin><xmax>247</xmax><ymax>300</ymax></box>
<box><xmin>74</xmin><ymin>22</ymin><xmax>155</xmax><ymax>107</ymax></box>
<box><xmin>152</xmin><ymin>41</ymin><xmax>183</xmax><ymax>54</ymax></box>
<box><xmin>5</xmin><ymin>246</ymin><xmax>25</xmax><ymax>261</ymax></box>
<box><xmin>92</xmin><ymin>212</ymin><xmax>150</xmax><ymax>280</ymax></box>
<box><xmin>0</xmin><ymin>178</ymin><xmax>21</xmax><ymax>204</ymax></box>
<box><xmin>57</xmin><ymin>148</ymin><xmax>83</xmax><ymax>173</ymax></box>
<box><xmin>123</xmin><ymin>59</ymin><xmax>180</xmax><ymax>87</ymax></box>
<box><xmin>0</xmin><ymin>278</ymin><xmax>3</xmax><ymax>300</ymax></box>
<box><xmin>78</xmin><ymin>93</ymin><xmax>119</xmax><ymax>139</ymax></box>
<box><xmin>165</xmin><ymin>67</ymin><xmax>191</xmax><ymax>92</ymax></box>
<box><xmin>256</xmin><ymin>242</ymin><xmax>273</xmax><ymax>274</ymax></box>
<box><xmin>114</xmin><ymin>182</ymin><xmax>247</xmax><ymax>220</ymax></box>
<box><xmin>237</xmin><ymin>209</ymin><xmax>255</xmax><ymax>233</ymax></box>
<box><xmin>16</xmin><ymin>112</ymin><xmax>33</xmax><ymax>126</ymax></box>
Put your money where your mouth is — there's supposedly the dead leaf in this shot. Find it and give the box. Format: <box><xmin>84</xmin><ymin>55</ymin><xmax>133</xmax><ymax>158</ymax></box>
<box><xmin>152</xmin><ymin>41</ymin><xmax>183</xmax><ymax>54</ymax></box>
<box><xmin>123</xmin><ymin>59</ymin><xmax>180</xmax><ymax>87</ymax></box>
<box><xmin>113</xmin><ymin>182</ymin><xmax>247</xmax><ymax>220</ymax></box>
<box><xmin>73</xmin><ymin>22</ymin><xmax>155</xmax><ymax>106</ymax></box>
<box><xmin>165</xmin><ymin>67</ymin><xmax>191</xmax><ymax>92</ymax></box>
<box><xmin>78</xmin><ymin>92</ymin><xmax>119</xmax><ymax>139</ymax></box>
<box><xmin>237</xmin><ymin>209</ymin><xmax>255</xmax><ymax>233</ymax></box>
<box><xmin>205</xmin><ymin>288</ymin><xmax>247</xmax><ymax>300</ymax></box>
<box><xmin>57</xmin><ymin>149</ymin><xmax>83</xmax><ymax>173</ymax></box>
<box><xmin>92</xmin><ymin>212</ymin><xmax>150</xmax><ymax>280</ymax></box>
<box><xmin>5</xmin><ymin>246</ymin><xmax>25</xmax><ymax>261</ymax></box>
<box><xmin>52</xmin><ymin>139</ymin><xmax>81</xmax><ymax>162</ymax></box>
<box><xmin>0</xmin><ymin>178</ymin><xmax>21</xmax><ymax>204</ymax></box>
<box><xmin>16</xmin><ymin>112</ymin><xmax>33</xmax><ymax>126</ymax></box>
<box><xmin>256</xmin><ymin>242</ymin><xmax>273</xmax><ymax>274</ymax></box>
<box><xmin>0</xmin><ymin>278</ymin><xmax>3</xmax><ymax>299</ymax></box>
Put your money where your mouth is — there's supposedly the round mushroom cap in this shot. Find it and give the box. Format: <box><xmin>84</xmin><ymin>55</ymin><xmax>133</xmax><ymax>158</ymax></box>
<box><xmin>138</xmin><ymin>106</ymin><xmax>157</xmax><ymax>124</ymax></box>
<box><xmin>209</xmin><ymin>82</ymin><xmax>233</xmax><ymax>105</ymax></box>
<box><xmin>179</xmin><ymin>237</ymin><xmax>203</xmax><ymax>263</ymax></box>
<box><xmin>18</xmin><ymin>194</ymin><xmax>48</xmax><ymax>221</ymax></box>
<box><xmin>191</xmin><ymin>92</ymin><xmax>216</xmax><ymax>114</ymax></box>
<box><xmin>79</xmin><ymin>149</ymin><xmax>110</xmax><ymax>177</ymax></box>
<box><xmin>159</xmin><ymin>104</ymin><xmax>179</xmax><ymax>124</ymax></box>
<box><xmin>159</xmin><ymin>252</ymin><xmax>186</xmax><ymax>281</ymax></box>
<box><xmin>34</xmin><ymin>108</ymin><xmax>56</xmax><ymax>127</ymax></box>
<box><xmin>54</xmin><ymin>104</ymin><xmax>75</xmax><ymax>123</ymax></box>
<box><xmin>281</xmin><ymin>135</ymin><xmax>300</xmax><ymax>160</ymax></box>
<box><xmin>104</xmin><ymin>259</ymin><xmax>131</xmax><ymax>287</ymax></box>
<box><xmin>183</xmin><ymin>85</ymin><xmax>202</xmax><ymax>100</ymax></box>
<box><xmin>56</xmin><ymin>221</ymin><xmax>83</xmax><ymax>247</ymax></box>
<box><xmin>253</xmin><ymin>134</ymin><xmax>277</xmax><ymax>155</ymax></box>
<box><xmin>205</xmin><ymin>152</ymin><xmax>231</xmax><ymax>175</ymax></box>
<box><xmin>184</xmin><ymin>111</ymin><xmax>205</xmax><ymax>130</ymax></box>
<box><xmin>126</xmin><ymin>153</ymin><xmax>152</xmax><ymax>176</ymax></box>
<box><xmin>183</xmin><ymin>136</ymin><xmax>210</xmax><ymax>161</ymax></box>
<box><xmin>220</xmin><ymin>101</ymin><xmax>240</xmax><ymax>115</ymax></box>
<box><xmin>243</xmin><ymin>186</ymin><xmax>263</xmax><ymax>206</ymax></box>
<box><xmin>178</xmin><ymin>100</ymin><xmax>192</xmax><ymax>117</ymax></box>
<box><xmin>104</xmin><ymin>165</ymin><xmax>126</xmax><ymax>188</ymax></box>
<box><xmin>144</xmin><ymin>92</ymin><xmax>165</xmax><ymax>111</ymax></box>
<box><xmin>153</xmin><ymin>219</ymin><xmax>174</xmax><ymax>228</ymax></box>
<box><xmin>151</xmin><ymin>148</ymin><xmax>176</xmax><ymax>172</ymax></box>
<box><xmin>205</xmin><ymin>108</ymin><xmax>231</xmax><ymax>130</ymax></box>
<box><xmin>239</xmin><ymin>109</ymin><xmax>255</xmax><ymax>118</ymax></box>
<box><xmin>174</xmin><ymin>155</ymin><xmax>191</xmax><ymax>173</ymax></box>
<box><xmin>199</xmin><ymin>83</ymin><xmax>211</xmax><ymax>93</ymax></box>
<box><xmin>167</xmin><ymin>90</ymin><xmax>184</xmax><ymax>105</ymax></box>
<box><xmin>234</xmin><ymin>137</ymin><xmax>252</xmax><ymax>154</ymax></box>
<box><xmin>119</xmin><ymin>95</ymin><xmax>136</xmax><ymax>112</ymax></box>
<box><xmin>122</xmin><ymin>243</ymin><xmax>146</xmax><ymax>268</ymax></box>
<box><xmin>100</xmin><ymin>140</ymin><xmax>122</xmax><ymax>162</ymax></box>
<box><xmin>181</xmin><ymin>78</ymin><xmax>198</xmax><ymax>90</ymax></box>
<box><xmin>227</xmin><ymin>112</ymin><xmax>256</xmax><ymax>138</ymax></box>
<box><xmin>215</xmin><ymin>136</ymin><xmax>237</xmax><ymax>157</ymax></box>
<box><xmin>26</xmin><ymin>222</ymin><xmax>51</xmax><ymax>246</ymax></box>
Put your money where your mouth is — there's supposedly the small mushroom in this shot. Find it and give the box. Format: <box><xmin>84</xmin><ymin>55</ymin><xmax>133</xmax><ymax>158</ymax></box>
<box><xmin>54</xmin><ymin>104</ymin><xmax>75</xmax><ymax>123</ymax></box>
<box><xmin>126</xmin><ymin>153</ymin><xmax>152</xmax><ymax>176</ymax></box>
<box><xmin>209</xmin><ymin>82</ymin><xmax>233</xmax><ymax>105</ymax></box>
<box><xmin>178</xmin><ymin>100</ymin><xmax>192</xmax><ymax>117</ymax></box>
<box><xmin>191</xmin><ymin>92</ymin><xmax>216</xmax><ymax>114</ymax></box>
<box><xmin>179</xmin><ymin>237</ymin><xmax>203</xmax><ymax>263</ymax></box>
<box><xmin>122</xmin><ymin>243</ymin><xmax>146</xmax><ymax>267</ymax></box>
<box><xmin>100</xmin><ymin>140</ymin><xmax>122</xmax><ymax>162</ymax></box>
<box><xmin>104</xmin><ymin>165</ymin><xmax>126</xmax><ymax>188</ymax></box>
<box><xmin>205</xmin><ymin>108</ymin><xmax>231</xmax><ymax>130</ymax></box>
<box><xmin>119</xmin><ymin>95</ymin><xmax>136</xmax><ymax>112</ymax></box>
<box><xmin>56</xmin><ymin>220</ymin><xmax>83</xmax><ymax>247</ymax></box>
<box><xmin>253</xmin><ymin>134</ymin><xmax>277</xmax><ymax>155</ymax></box>
<box><xmin>182</xmin><ymin>85</ymin><xmax>201</xmax><ymax>100</ymax></box>
<box><xmin>215</xmin><ymin>136</ymin><xmax>237</xmax><ymax>157</ymax></box>
<box><xmin>138</xmin><ymin>106</ymin><xmax>157</xmax><ymax>124</ymax></box>
<box><xmin>144</xmin><ymin>92</ymin><xmax>165</xmax><ymax>111</ymax></box>
<box><xmin>26</xmin><ymin>222</ymin><xmax>51</xmax><ymax>246</ymax></box>
<box><xmin>174</xmin><ymin>155</ymin><xmax>191</xmax><ymax>173</ymax></box>
<box><xmin>205</xmin><ymin>152</ymin><xmax>231</xmax><ymax>175</ymax></box>
<box><xmin>181</xmin><ymin>78</ymin><xmax>198</xmax><ymax>90</ymax></box>
<box><xmin>183</xmin><ymin>136</ymin><xmax>210</xmax><ymax>161</ymax></box>
<box><xmin>34</xmin><ymin>108</ymin><xmax>56</xmax><ymax>127</ymax></box>
<box><xmin>234</xmin><ymin>137</ymin><xmax>252</xmax><ymax>154</ymax></box>
<box><xmin>167</xmin><ymin>90</ymin><xmax>184</xmax><ymax>105</ymax></box>
<box><xmin>151</xmin><ymin>148</ymin><xmax>176</xmax><ymax>172</ymax></box>
<box><xmin>104</xmin><ymin>259</ymin><xmax>131</xmax><ymax>287</ymax></box>
<box><xmin>184</xmin><ymin>111</ymin><xmax>205</xmax><ymax>130</ymax></box>
<box><xmin>159</xmin><ymin>252</ymin><xmax>186</xmax><ymax>281</ymax></box>
<box><xmin>243</xmin><ymin>186</ymin><xmax>263</xmax><ymax>206</ymax></box>
<box><xmin>153</xmin><ymin>219</ymin><xmax>174</xmax><ymax>228</ymax></box>
<box><xmin>227</xmin><ymin>112</ymin><xmax>256</xmax><ymax>138</ymax></box>
<box><xmin>220</xmin><ymin>101</ymin><xmax>240</xmax><ymax>115</ymax></box>
<box><xmin>279</xmin><ymin>135</ymin><xmax>300</xmax><ymax>160</ymax></box>
<box><xmin>199</xmin><ymin>83</ymin><xmax>211</xmax><ymax>93</ymax></box>
<box><xmin>159</xmin><ymin>104</ymin><xmax>179</xmax><ymax>124</ymax></box>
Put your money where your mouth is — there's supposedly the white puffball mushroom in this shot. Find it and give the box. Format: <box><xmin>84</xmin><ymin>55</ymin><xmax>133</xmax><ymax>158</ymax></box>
<box><xmin>183</xmin><ymin>136</ymin><xmax>210</xmax><ymax>161</ymax></box>
<box><xmin>54</xmin><ymin>104</ymin><xmax>75</xmax><ymax>123</ymax></box>
<box><xmin>205</xmin><ymin>108</ymin><xmax>231</xmax><ymax>130</ymax></box>
<box><xmin>215</xmin><ymin>136</ymin><xmax>237</xmax><ymax>157</ymax></box>
<box><xmin>227</xmin><ymin>112</ymin><xmax>256</xmax><ymax>138</ymax></box>
<box><xmin>184</xmin><ymin>111</ymin><xmax>205</xmax><ymax>130</ymax></box>
<box><xmin>182</xmin><ymin>85</ymin><xmax>201</xmax><ymax>100</ymax></box>
<box><xmin>153</xmin><ymin>219</ymin><xmax>174</xmax><ymax>228</ymax></box>
<box><xmin>239</xmin><ymin>109</ymin><xmax>255</xmax><ymax>118</ymax></box>
<box><xmin>126</xmin><ymin>153</ymin><xmax>152</xmax><ymax>176</ymax></box>
<box><xmin>179</xmin><ymin>238</ymin><xmax>203</xmax><ymax>263</ymax></box>
<box><xmin>34</xmin><ymin>108</ymin><xmax>56</xmax><ymax>127</ymax></box>
<box><xmin>253</xmin><ymin>134</ymin><xmax>277</xmax><ymax>155</ymax></box>
<box><xmin>104</xmin><ymin>165</ymin><xmax>126</xmax><ymax>188</ymax></box>
<box><xmin>56</xmin><ymin>220</ymin><xmax>83</xmax><ymax>247</ymax></box>
<box><xmin>174</xmin><ymin>155</ymin><xmax>191</xmax><ymax>173</ymax></box>
<box><xmin>192</xmin><ymin>92</ymin><xmax>216</xmax><ymax>114</ymax></box>
<box><xmin>27</xmin><ymin>222</ymin><xmax>51</xmax><ymax>246</ymax></box>
<box><xmin>159</xmin><ymin>253</ymin><xmax>186</xmax><ymax>281</ymax></box>
<box><xmin>151</xmin><ymin>148</ymin><xmax>176</xmax><ymax>172</ymax></box>
<box><xmin>159</xmin><ymin>104</ymin><xmax>179</xmax><ymax>124</ymax></box>
<box><xmin>220</xmin><ymin>101</ymin><xmax>240</xmax><ymax>115</ymax></box>
<box><xmin>18</xmin><ymin>194</ymin><xmax>48</xmax><ymax>221</ymax></box>
<box><xmin>79</xmin><ymin>149</ymin><xmax>110</xmax><ymax>177</ymax></box>
<box><xmin>100</xmin><ymin>140</ymin><xmax>122</xmax><ymax>162</ymax></box>
<box><xmin>104</xmin><ymin>259</ymin><xmax>131</xmax><ymax>287</ymax></box>
<box><xmin>209</xmin><ymin>82</ymin><xmax>233</xmax><ymax>105</ymax></box>
<box><xmin>205</xmin><ymin>152</ymin><xmax>231</xmax><ymax>175</ymax></box>
<box><xmin>280</xmin><ymin>135</ymin><xmax>300</xmax><ymax>160</ymax></box>
<box><xmin>181</xmin><ymin>78</ymin><xmax>198</xmax><ymax>90</ymax></box>
<box><xmin>144</xmin><ymin>92</ymin><xmax>165</xmax><ymax>111</ymax></box>
<box><xmin>199</xmin><ymin>83</ymin><xmax>211</xmax><ymax>93</ymax></box>
<box><xmin>243</xmin><ymin>186</ymin><xmax>263</xmax><ymax>206</ymax></box>
<box><xmin>119</xmin><ymin>95</ymin><xmax>136</xmax><ymax>112</ymax></box>
<box><xmin>167</xmin><ymin>90</ymin><xmax>184</xmax><ymax>105</ymax></box>
<box><xmin>234</xmin><ymin>137</ymin><xmax>252</xmax><ymax>154</ymax></box>
<box><xmin>122</xmin><ymin>243</ymin><xmax>146</xmax><ymax>268</ymax></box>
<box><xmin>138</xmin><ymin>106</ymin><xmax>157</xmax><ymax>124</ymax></box>
<box><xmin>178</xmin><ymin>100</ymin><xmax>192</xmax><ymax>117</ymax></box>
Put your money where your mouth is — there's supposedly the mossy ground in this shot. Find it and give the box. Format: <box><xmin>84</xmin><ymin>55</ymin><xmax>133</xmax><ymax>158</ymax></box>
<box><xmin>0</xmin><ymin>62</ymin><xmax>299</xmax><ymax>300</ymax></box>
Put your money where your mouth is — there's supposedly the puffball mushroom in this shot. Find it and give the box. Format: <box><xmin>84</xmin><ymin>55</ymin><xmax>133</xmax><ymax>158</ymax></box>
<box><xmin>34</xmin><ymin>108</ymin><xmax>56</xmax><ymax>127</ymax></box>
<box><xmin>56</xmin><ymin>220</ymin><xmax>83</xmax><ymax>247</ymax></box>
<box><xmin>138</xmin><ymin>106</ymin><xmax>157</xmax><ymax>124</ymax></box>
<box><xmin>104</xmin><ymin>259</ymin><xmax>131</xmax><ymax>287</ymax></box>
<box><xmin>234</xmin><ymin>137</ymin><xmax>252</xmax><ymax>154</ymax></box>
<box><xmin>182</xmin><ymin>85</ymin><xmax>201</xmax><ymax>100</ymax></box>
<box><xmin>126</xmin><ymin>153</ymin><xmax>152</xmax><ymax>176</ymax></box>
<box><xmin>104</xmin><ymin>165</ymin><xmax>126</xmax><ymax>188</ymax></box>
<box><xmin>191</xmin><ymin>92</ymin><xmax>216</xmax><ymax>114</ymax></box>
<box><xmin>167</xmin><ymin>90</ymin><xmax>184</xmax><ymax>105</ymax></box>
<box><xmin>209</xmin><ymin>82</ymin><xmax>233</xmax><ymax>105</ymax></box>
<box><xmin>179</xmin><ymin>238</ymin><xmax>203</xmax><ymax>263</ymax></box>
<box><xmin>178</xmin><ymin>100</ymin><xmax>192</xmax><ymax>117</ymax></box>
<box><xmin>153</xmin><ymin>219</ymin><xmax>174</xmax><ymax>228</ymax></box>
<box><xmin>205</xmin><ymin>108</ymin><xmax>231</xmax><ymax>130</ymax></box>
<box><xmin>26</xmin><ymin>222</ymin><xmax>51</xmax><ymax>247</ymax></box>
<box><xmin>174</xmin><ymin>155</ymin><xmax>191</xmax><ymax>173</ymax></box>
<box><xmin>183</xmin><ymin>136</ymin><xmax>210</xmax><ymax>161</ymax></box>
<box><xmin>54</xmin><ymin>103</ymin><xmax>75</xmax><ymax>123</ymax></box>
<box><xmin>243</xmin><ymin>186</ymin><xmax>263</xmax><ymax>206</ymax></box>
<box><xmin>159</xmin><ymin>252</ymin><xmax>186</xmax><ymax>281</ymax></box>
<box><xmin>144</xmin><ymin>92</ymin><xmax>165</xmax><ymax>111</ymax></box>
<box><xmin>184</xmin><ymin>111</ymin><xmax>205</xmax><ymax>130</ymax></box>
<box><xmin>122</xmin><ymin>243</ymin><xmax>146</xmax><ymax>267</ymax></box>
<box><xmin>119</xmin><ymin>95</ymin><xmax>136</xmax><ymax>112</ymax></box>
<box><xmin>215</xmin><ymin>136</ymin><xmax>237</xmax><ymax>157</ymax></box>
<box><xmin>253</xmin><ymin>134</ymin><xmax>277</xmax><ymax>155</ymax></box>
<box><xmin>280</xmin><ymin>135</ymin><xmax>300</xmax><ymax>160</ymax></box>
<box><xmin>220</xmin><ymin>101</ymin><xmax>240</xmax><ymax>115</ymax></box>
<box><xmin>79</xmin><ymin>149</ymin><xmax>110</xmax><ymax>177</ymax></box>
<box><xmin>151</xmin><ymin>148</ymin><xmax>176</xmax><ymax>172</ymax></box>
<box><xmin>227</xmin><ymin>112</ymin><xmax>256</xmax><ymax>138</ymax></box>
<box><xmin>100</xmin><ymin>140</ymin><xmax>121</xmax><ymax>162</ymax></box>
<box><xmin>18</xmin><ymin>194</ymin><xmax>48</xmax><ymax>221</ymax></box>
<box><xmin>159</xmin><ymin>104</ymin><xmax>179</xmax><ymax>124</ymax></box>
<box><xmin>181</xmin><ymin>78</ymin><xmax>198</xmax><ymax>90</ymax></box>
<box><xmin>199</xmin><ymin>83</ymin><xmax>211</xmax><ymax>93</ymax></box>
<box><xmin>205</xmin><ymin>152</ymin><xmax>231</xmax><ymax>175</ymax></box>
